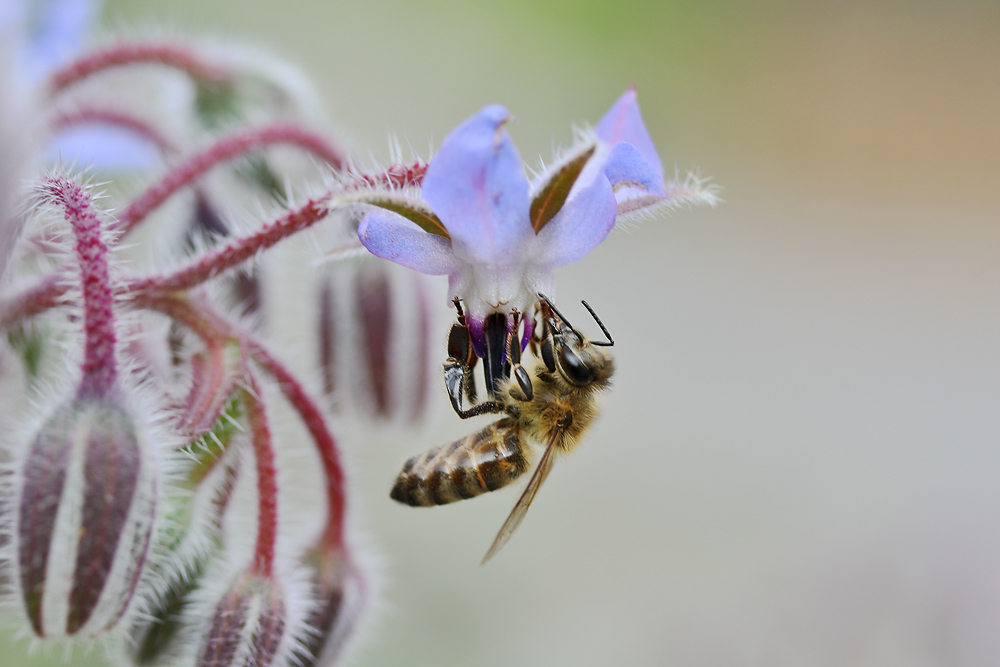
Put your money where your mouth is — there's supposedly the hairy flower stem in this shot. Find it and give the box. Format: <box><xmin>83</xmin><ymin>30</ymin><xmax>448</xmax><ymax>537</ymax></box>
<box><xmin>130</xmin><ymin>196</ymin><xmax>331</xmax><ymax>293</ymax></box>
<box><xmin>0</xmin><ymin>274</ymin><xmax>66</xmax><ymax>328</ymax></box>
<box><xmin>49</xmin><ymin>107</ymin><xmax>178</xmax><ymax>155</ymax></box>
<box><xmin>243</xmin><ymin>376</ymin><xmax>279</xmax><ymax>577</ymax></box>
<box><xmin>47</xmin><ymin>43</ymin><xmax>232</xmax><ymax>96</ymax></box>
<box><xmin>180</xmin><ymin>335</ymin><xmax>245</xmax><ymax>439</ymax></box>
<box><xmin>118</xmin><ymin>125</ymin><xmax>346</xmax><ymax>236</ymax></box>
<box><xmin>40</xmin><ymin>177</ymin><xmax>117</xmax><ymax>398</ymax></box>
<box><xmin>0</xmin><ymin>159</ymin><xmax>433</xmax><ymax>327</ymax></box>
<box><xmin>139</xmin><ymin>293</ymin><xmax>349</xmax><ymax>550</ymax></box>
<box><xmin>351</xmin><ymin>161</ymin><xmax>428</xmax><ymax>190</ymax></box>
<box><xmin>246</xmin><ymin>341</ymin><xmax>347</xmax><ymax>549</ymax></box>
<box><xmin>0</xmin><ymin>197</ymin><xmax>330</xmax><ymax>325</ymax></box>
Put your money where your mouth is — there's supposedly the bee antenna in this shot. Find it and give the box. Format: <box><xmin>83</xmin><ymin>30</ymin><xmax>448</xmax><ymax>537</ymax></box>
<box><xmin>581</xmin><ymin>300</ymin><xmax>614</xmax><ymax>346</ymax></box>
<box><xmin>536</xmin><ymin>293</ymin><xmax>576</xmax><ymax>332</ymax></box>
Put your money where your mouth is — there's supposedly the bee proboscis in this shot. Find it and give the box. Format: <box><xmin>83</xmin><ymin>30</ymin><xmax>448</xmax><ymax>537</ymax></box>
<box><xmin>390</xmin><ymin>294</ymin><xmax>615</xmax><ymax>563</ymax></box>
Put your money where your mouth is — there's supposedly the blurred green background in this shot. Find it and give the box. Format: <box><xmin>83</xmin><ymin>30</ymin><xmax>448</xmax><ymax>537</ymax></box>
<box><xmin>5</xmin><ymin>0</ymin><xmax>1000</xmax><ymax>665</ymax></box>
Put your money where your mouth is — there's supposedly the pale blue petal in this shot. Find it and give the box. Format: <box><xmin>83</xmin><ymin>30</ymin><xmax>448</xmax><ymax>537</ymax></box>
<box><xmin>46</xmin><ymin>126</ymin><xmax>162</xmax><ymax>171</ymax></box>
<box><xmin>358</xmin><ymin>210</ymin><xmax>461</xmax><ymax>276</ymax></box>
<box><xmin>595</xmin><ymin>87</ymin><xmax>664</xmax><ymax>186</ymax></box>
<box><xmin>0</xmin><ymin>1</ymin><xmax>23</xmax><ymax>32</ymax></box>
<box><xmin>603</xmin><ymin>141</ymin><xmax>668</xmax><ymax>198</ymax></box>
<box><xmin>423</xmin><ymin>105</ymin><xmax>532</xmax><ymax>266</ymax></box>
<box><xmin>23</xmin><ymin>0</ymin><xmax>96</xmax><ymax>81</ymax></box>
<box><xmin>531</xmin><ymin>174</ymin><xmax>617</xmax><ymax>268</ymax></box>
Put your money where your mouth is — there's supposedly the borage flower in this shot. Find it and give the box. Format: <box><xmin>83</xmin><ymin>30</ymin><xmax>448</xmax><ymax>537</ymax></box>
<box><xmin>357</xmin><ymin>88</ymin><xmax>716</xmax><ymax>394</ymax></box>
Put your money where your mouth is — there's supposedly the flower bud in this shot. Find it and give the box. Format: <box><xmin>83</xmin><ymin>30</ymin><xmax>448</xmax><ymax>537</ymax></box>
<box><xmin>196</xmin><ymin>572</ymin><xmax>287</xmax><ymax>667</ymax></box>
<box><xmin>318</xmin><ymin>261</ymin><xmax>434</xmax><ymax>423</ymax></box>
<box><xmin>353</xmin><ymin>265</ymin><xmax>392</xmax><ymax>416</ymax></box>
<box><xmin>128</xmin><ymin>460</ymin><xmax>239</xmax><ymax>666</ymax></box>
<box><xmin>293</xmin><ymin>547</ymin><xmax>355</xmax><ymax>667</ymax></box>
<box><xmin>13</xmin><ymin>397</ymin><xmax>158</xmax><ymax>638</ymax></box>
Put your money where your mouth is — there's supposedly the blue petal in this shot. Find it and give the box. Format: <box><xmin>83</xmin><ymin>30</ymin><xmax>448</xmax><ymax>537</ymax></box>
<box><xmin>22</xmin><ymin>0</ymin><xmax>97</xmax><ymax>81</ymax></box>
<box><xmin>358</xmin><ymin>210</ymin><xmax>461</xmax><ymax>276</ymax></box>
<box><xmin>45</xmin><ymin>126</ymin><xmax>162</xmax><ymax>171</ymax></box>
<box><xmin>603</xmin><ymin>141</ymin><xmax>668</xmax><ymax>198</ymax></box>
<box><xmin>531</xmin><ymin>174</ymin><xmax>617</xmax><ymax>269</ymax></box>
<box><xmin>422</xmin><ymin>105</ymin><xmax>532</xmax><ymax>266</ymax></box>
<box><xmin>595</xmin><ymin>87</ymin><xmax>664</xmax><ymax>186</ymax></box>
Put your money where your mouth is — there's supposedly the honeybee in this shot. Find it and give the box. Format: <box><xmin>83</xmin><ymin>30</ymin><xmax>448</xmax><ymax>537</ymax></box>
<box><xmin>390</xmin><ymin>294</ymin><xmax>615</xmax><ymax>563</ymax></box>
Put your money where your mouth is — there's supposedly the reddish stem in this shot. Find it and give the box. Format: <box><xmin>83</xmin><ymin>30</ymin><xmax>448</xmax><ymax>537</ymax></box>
<box><xmin>48</xmin><ymin>107</ymin><xmax>178</xmax><ymax>155</ymax></box>
<box><xmin>179</xmin><ymin>338</ymin><xmax>240</xmax><ymax>438</ymax></box>
<box><xmin>246</xmin><ymin>341</ymin><xmax>347</xmax><ymax>549</ymax></box>
<box><xmin>0</xmin><ymin>160</ymin><xmax>430</xmax><ymax>325</ymax></box>
<box><xmin>349</xmin><ymin>160</ymin><xmax>428</xmax><ymax>190</ymax></box>
<box><xmin>47</xmin><ymin>43</ymin><xmax>231</xmax><ymax>96</ymax></box>
<box><xmin>0</xmin><ymin>196</ymin><xmax>327</xmax><ymax>323</ymax></box>
<box><xmin>130</xmin><ymin>196</ymin><xmax>331</xmax><ymax>293</ymax></box>
<box><xmin>117</xmin><ymin>125</ymin><xmax>345</xmax><ymax>236</ymax></box>
<box><xmin>39</xmin><ymin>177</ymin><xmax>117</xmax><ymax>399</ymax></box>
<box><xmin>138</xmin><ymin>292</ymin><xmax>348</xmax><ymax>550</ymax></box>
<box><xmin>179</xmin><ymin>349</ymin><xmax>213</xmax><ymax>427</ymax></box>
<box><xmin>0</xmin><ymin>275</ymin><xmax>67</xmax><ymax>328</ymax></box>
<box><xmin>243</xmin><ymin>373</ymin><xmax>279</xmax><ymax>577</ymax></box>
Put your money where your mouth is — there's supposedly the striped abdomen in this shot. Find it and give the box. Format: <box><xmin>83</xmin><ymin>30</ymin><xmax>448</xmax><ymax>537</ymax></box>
<box><xmin>391</xmin><ymin>418</ymin><xmax>530</xmax><ymax>506</ymax></box>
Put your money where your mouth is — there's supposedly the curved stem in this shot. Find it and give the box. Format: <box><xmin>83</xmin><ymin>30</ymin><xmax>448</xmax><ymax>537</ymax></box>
<box><xmin>242</xmin><ymin>373</ymin><xmax>279</xmax><ymax>577</ymax></box>
<box><xmin>39</xmin><ymin>177</ymin><xmax>117</xmax><ymax>398</ymax></box>
<box><xmin>137</xmin><ymin>292</ymin><xmax>348</xmax><ymax>550</ymax></box>
<box><xmin>0</xmin><ymin>274</ymin><xmax>67</xmax><ymax>328</ymax></box>
<box><xmin>179</xmin><ymin>338</ymin><xmax>243</xmax><ymax>439</ymax></box>
<box><xmin>246</xmin><ymin>341</ymin><xmax>347</xmax><ymax>549</ymax></box>
<box><xmin>47</xmin><ymin>43</ymin><xmax>231</xmax><ymax>96</ymax></box>
<box><xmin>0</xmin><ymin>195</ymin><xmax>328</xmax><ymax>324</ymax></box>
<box><xmin>48</xmin><ymin>107</ymin><xmax>178</xmax><ymax>155</ymax></box>
<box><xmin>118</xmin><ymin>125</ymin><xmax>345</xmax><ymax>236</ymax></box>
<box><xmin>0</xmin><ymin>160</ymin><xmax>430</xmax><ymax>327</ymax></box>
<box><xmin>129</xmin><ymin>196</ymin><xmax>331</xmax><ymax>293</ymax></box>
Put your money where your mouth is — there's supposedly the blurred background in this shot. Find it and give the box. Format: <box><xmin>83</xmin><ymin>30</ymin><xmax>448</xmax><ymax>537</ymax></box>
<box><xmin>5</xmin><ymin>0</ymin><xmax>1000</xmax><ymax>665</ymax></box>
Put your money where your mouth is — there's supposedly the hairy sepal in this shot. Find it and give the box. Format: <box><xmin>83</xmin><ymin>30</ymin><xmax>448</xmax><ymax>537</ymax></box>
<box><xmin>12</xmin><ymin>397</ymin><xmax>158</xmax><ymax>639</ymax></box>
<box><xmin>529</xmin><ymin>143</ymin><xmax>596</xmax><ymax>234</ymax></box>
<box><xmin>336</xmin><ymin>192</ymin><xmax>449</xmax><ymax>238</ymax></box>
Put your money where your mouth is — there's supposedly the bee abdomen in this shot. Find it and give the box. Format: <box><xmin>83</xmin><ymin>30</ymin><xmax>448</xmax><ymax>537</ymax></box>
<box><xmin>390</xmin><ymin>418</ymin><xmax>529</xmax><ymax>507</ymax></box>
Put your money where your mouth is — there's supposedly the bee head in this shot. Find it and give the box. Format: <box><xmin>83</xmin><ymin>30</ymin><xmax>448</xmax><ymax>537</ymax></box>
<box><xmin>537</xmin><ymin>294</ymin><xmax>615</xmax><ymax>388</ymax></box>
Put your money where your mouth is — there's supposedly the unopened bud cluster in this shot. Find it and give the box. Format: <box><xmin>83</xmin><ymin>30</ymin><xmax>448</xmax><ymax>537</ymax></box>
<box><xmin>0</xmin><ymin>14</ymin><xmax>431</xmax><ymax>666</ymax></box>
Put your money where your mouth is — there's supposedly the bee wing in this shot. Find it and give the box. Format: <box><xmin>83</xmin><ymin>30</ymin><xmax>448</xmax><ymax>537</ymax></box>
<box><xmin>480</xmin><ymin>428</ymin><xmax>560</xmax><ymax>565</ymax></box>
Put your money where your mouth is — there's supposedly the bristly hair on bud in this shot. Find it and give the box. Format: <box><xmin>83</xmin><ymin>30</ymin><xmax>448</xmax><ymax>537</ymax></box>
<box><xmin>197</xmin><ymin>573</ymin><xmax>286</xmax><ymax>667</ymax></box>
<box><xmin>183</xmin><ymin>564</ymin><xmax>316</xmax><ymax>667</ymax></box>
<box><xmin>0</xmin><ymin>171</ymin><xmax>170</xmax><ymax>642</ymax></box>
<box><xmin>6</xmin><ymin>394</ymin><xmax>160</xmax><ymax>640</ymax></box>
<box><xmin>29</xmin><ymin>173</ymin><xmax>123</xmax><ymax>399</ymax></box>
<box><xmin>292</xmin><ymin>543</ymin><xmax>373</xmax><ymax>667</ymax></box>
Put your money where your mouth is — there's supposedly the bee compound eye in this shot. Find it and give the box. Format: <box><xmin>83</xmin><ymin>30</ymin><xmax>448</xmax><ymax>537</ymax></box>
<box><xmin>558</xmin><ymin>345</ymin><xmax>591</xmax><ymax>385</ymax></box>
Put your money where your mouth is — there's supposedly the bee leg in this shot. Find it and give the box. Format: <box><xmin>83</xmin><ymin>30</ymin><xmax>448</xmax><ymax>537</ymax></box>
<box><xmin>506</xmin><ymin>312</ymin><xmax>533</xmax><ymax>403</ymax></box>
<box><xmin>450</xmin><ymin>298</ymin><xmax>479</xmax><ymax>403</ymax></box>
<box><xmin>445</xmin><ymin>316</ymin><xmax>508</xmax><ymax>419</ymax></box>
<box><xmin>532</xmin><ymin>296</ymin><xmax>558</xmax><ymax>373</ymax></box>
